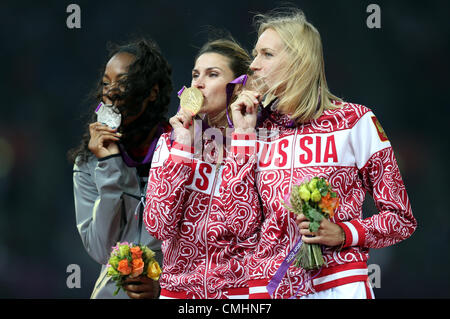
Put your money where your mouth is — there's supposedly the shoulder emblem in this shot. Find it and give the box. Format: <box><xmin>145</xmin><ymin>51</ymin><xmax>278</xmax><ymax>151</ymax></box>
<box><xmin>371</xmin><ymin>116</ymin><xmax>389</xmax><ymax>142</ymax></box>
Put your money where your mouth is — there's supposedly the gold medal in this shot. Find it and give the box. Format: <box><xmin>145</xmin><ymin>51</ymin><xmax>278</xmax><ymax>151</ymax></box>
<box><xmin>179</xmin><ymin>86</ymin><xmax>203</xmax><ymax>115</ymax></box>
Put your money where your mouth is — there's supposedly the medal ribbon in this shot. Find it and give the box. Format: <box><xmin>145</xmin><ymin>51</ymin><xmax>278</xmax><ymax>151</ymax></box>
<box><xmin>225</xmin><ymin>74</ymin><xmax>248</xmax><ymax>128</ymax></box>
<box><xmin>119</xmin><ymin>123</ymin><xmax>164</xmax><ymax>167</ymax></box>
<box><xmin>266</xmin><ymin>238</ymin><xmax>303</xmax><ymax>296</ymax></box>
<box><xmin>266</xmin><ymin>237</ymin><xmax>322</xmax><ymax>299</ymax></box>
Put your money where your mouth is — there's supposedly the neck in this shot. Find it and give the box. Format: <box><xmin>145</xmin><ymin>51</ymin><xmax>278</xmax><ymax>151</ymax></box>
<box><xmin>140</xmin><ymin>125</ymin><xmax>159</xmax><ymax>148</ymax></box>
<box><xmin>122</xmin><ymin>121</ymin><xmax>159</xmax><ymax>151</ymax></box>
<box><xmin>206</xmin><ymin>109</ymin><xmax>228</xmax><ymax>128</ymax></box>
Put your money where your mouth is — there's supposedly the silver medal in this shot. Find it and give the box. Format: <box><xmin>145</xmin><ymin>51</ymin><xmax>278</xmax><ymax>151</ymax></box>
<box><xmin>95</xmin><ymin>102</ymin><xmax>122</xmax><ymax>129</ymax></box>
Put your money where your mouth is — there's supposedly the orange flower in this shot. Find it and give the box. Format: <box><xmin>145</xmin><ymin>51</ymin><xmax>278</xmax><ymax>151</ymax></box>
<box><xmin>319</xmin><ymin>193</ymin><xmax>339</xmax><ymax>218</ymax></box>
<box><xmin>130</xmin><ymin>258</ymin><xmax>144</xmax><ymax>277</ymax></box>
<box><xmin>117</xmin><ymin>259</ymin><xmax>132</xmax><ymax>275</ymax></box>
<box><xmin>130</xmin><ymin>246</ymin><xmax>143</xmax><ymax>259</ymax></box>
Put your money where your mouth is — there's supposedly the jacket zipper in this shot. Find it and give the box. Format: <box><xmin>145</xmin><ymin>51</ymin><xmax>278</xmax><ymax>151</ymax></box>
<box><xmin>121</xmin><ymin>171</ymin><xmax>145</xmax><ymax>245</ymax></box>
<box><xmin>203</xmin><ymin>165</ymin><xmax>221</xmax><ymax>298</ymax></box>
<box><xmin>286</xmin><ymin>128</ymin><xmax>299</xmax><ymax>296</ymax></box>
<box><xmin>136</xmin><ymin>172</ymin><xmax>146</xmax><ymax>244</ymax></box>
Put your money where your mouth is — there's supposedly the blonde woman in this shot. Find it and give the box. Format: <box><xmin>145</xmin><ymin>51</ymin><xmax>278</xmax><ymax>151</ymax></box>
<box><xmin>225</xmin><ymin>8</ymin><xmax>417</xmax><ymax>299</ymax></box>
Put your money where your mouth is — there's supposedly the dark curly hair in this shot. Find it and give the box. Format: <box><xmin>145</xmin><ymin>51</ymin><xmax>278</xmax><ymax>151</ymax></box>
<box><xmin>68</xmin><ymin>38</ymin><xmax>172</xmax><ymax>164</ymax></box>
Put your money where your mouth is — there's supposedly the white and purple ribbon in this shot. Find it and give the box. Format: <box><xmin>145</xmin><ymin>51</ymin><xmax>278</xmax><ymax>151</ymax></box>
<box><xmin>267</xmin><ymin>238</ymin><xmax>303</xmax><ymax>296</ymax></box>
<box><xmin>267</xmin><ymin>237</ymin><xmax>322</xmax><ymax>299</ymax></box>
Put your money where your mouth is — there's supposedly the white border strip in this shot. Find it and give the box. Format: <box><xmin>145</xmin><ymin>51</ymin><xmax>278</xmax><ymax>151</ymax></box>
<box><xmin>313</xmin><ymin>268</ymin><xmax>368</xmax><ymax>286</ymax></box>
<box><xmin>231</xmin><ymin>140</ymin><xmax>256</xmax><ymax>147</ymax></box>
<box><xmin>249</xmin><ymin>286</ymin><xmax>268</xmax><ymax>295</ymax></box>
<box><xmin>228</xmin><ymin>294</ymin><xmax>249</xmax><ymax>299</ymax></box>
<box><xmin>170</xmin><ymin>148</ymin><xmax>193</xmax><ymax>160</ymax></box>
<box><xmin>343</xmin><ymin>221</ymin><xmax>359</xmax><ymax>246</ymax></box>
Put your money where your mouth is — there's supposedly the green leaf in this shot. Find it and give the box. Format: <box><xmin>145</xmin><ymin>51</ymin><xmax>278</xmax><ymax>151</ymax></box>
<box><xmin>310</xmin><ymin>221</ymin><xmax>320</xmax><ymax>232</ymax></box>
<box><xmin>309</xmin><ymin>207</ymin><xmax>324</xmax><ymax>222</ymax></box>
<box><xmin>317</xmin><ymin>178</ymin><xmax>334</xmax><ymax>196</ymax></box>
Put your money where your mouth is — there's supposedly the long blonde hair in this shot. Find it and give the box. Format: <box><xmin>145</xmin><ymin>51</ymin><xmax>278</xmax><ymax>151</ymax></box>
<box><xmin>254</xmin><ymin>8</ymin><xmax>341</xmax><ymax>123</ymax></box>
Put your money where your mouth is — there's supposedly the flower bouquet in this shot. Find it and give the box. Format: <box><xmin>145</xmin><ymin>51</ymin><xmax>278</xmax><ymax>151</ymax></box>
<box><xmin>283</xmin><ymin>177</ymin><xmax>339</xmax><ymax>270</ymax></box>
<box><xmin>106</xmin><ymin>242</ymin><xmax>162</xmax><ymax>295</ymax></box>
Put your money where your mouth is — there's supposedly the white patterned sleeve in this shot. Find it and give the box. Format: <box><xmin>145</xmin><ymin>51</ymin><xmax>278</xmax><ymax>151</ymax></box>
<box><xmin>337</xmin><ymin>112</ymin><xmax>417</xmax><ymax>249</ymax></box>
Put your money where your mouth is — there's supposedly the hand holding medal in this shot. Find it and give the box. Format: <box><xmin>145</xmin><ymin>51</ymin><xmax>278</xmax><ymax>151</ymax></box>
<box><xmin>169</xmin><ymin>86</ymin><xmax>204</xmax><ymax>146</ymax></box>
<box><xmin>228</xmin><ymin>75</ymin><xmax>267</xmax><ymax>132</ymax></box>
<box><xmin>88</xmin><ymin>102</ymin><xmax>122</xmax><ymax>159</ymax></box>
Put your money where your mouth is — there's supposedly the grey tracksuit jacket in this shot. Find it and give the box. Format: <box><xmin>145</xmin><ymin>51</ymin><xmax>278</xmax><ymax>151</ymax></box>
<box><xmin>72</xmin><ymin>154</ymin><xmax>162</xmax><ymax>298</ymax></box>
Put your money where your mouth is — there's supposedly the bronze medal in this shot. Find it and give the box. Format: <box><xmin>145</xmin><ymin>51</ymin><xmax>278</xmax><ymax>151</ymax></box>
<box><xmin>179</xmin><ymin>86</ymin><xmax>203</xmax><ymax>115</ymax></box>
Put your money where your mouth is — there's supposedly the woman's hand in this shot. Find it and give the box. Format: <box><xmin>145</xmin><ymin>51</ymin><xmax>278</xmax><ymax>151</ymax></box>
<box><xmin>88</xmin><ymin>122</ymin><xmax>121</xmax><ymax>158</ymax></box>
<box><xmin>230</xmin><ymin>90</ymin><xmax>260</xmax><ymax>133</ymax></box>
<box><xmin>122</xmin><ymin>275</ymin><xmax>160</xmax><ymax>299</ymax></box>
<box><xmin>169</xmin><ymin>108</ymin><xmax>194</xmax><ymax>146</ymax></box>
<box><xmin>295</xmin><ymin>213</ymin><xmax>344</xmax><ymax>247</ymax></box>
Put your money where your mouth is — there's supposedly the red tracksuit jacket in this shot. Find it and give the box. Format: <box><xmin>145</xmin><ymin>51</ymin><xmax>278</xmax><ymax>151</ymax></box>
<box><xmin>222</xmin><ymin>100</ymin><xmax>417</xmax><ymax>298</ymax></box>
<box><xmin>144</xmin><ymin>131</ymin><xmax>261</xmax><ymax>299</ymax></box>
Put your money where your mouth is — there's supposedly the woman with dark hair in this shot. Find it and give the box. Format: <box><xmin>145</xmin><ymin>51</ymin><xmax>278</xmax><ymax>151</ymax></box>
<box><xmin>144</xmin><ymin>37</ymin><xmax>261</xmax><ymax>299</ymax></box>
<box><xmin>69</xmin><ymin>38</ymin><xmax>172</xmax><ymax>299</ymax></box>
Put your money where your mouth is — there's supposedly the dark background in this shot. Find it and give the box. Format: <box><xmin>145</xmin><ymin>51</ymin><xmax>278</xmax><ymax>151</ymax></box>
<box><xmin>0</xmin><ymin>0</ymin><xmax>448</xmax><ymax>298</ymax></box>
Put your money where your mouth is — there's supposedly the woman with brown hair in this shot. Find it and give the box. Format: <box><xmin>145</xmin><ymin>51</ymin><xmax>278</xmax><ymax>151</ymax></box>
<box><xmin>144</xmin><ymin>37</ymin><xmax>261</xmax><ymax>299</ymax></box>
